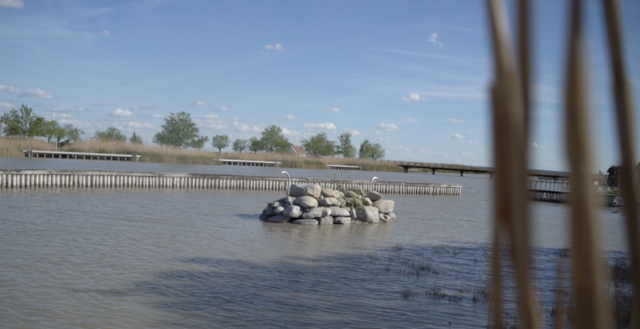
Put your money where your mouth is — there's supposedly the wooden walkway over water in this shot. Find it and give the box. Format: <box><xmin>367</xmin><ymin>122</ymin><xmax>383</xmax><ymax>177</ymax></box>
<box><xmin>0</xmin><ymin>169</ymin><xmax>462</xmax><ymax>196</ymax></box>
<box><xmin>23</xmin><ymin>150</ymin><xmax>140</xmax><ymax>161</ymax></box>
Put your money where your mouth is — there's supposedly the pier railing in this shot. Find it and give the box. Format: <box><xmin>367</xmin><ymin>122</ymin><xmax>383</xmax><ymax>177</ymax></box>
<box><xmin>0</xmin><ymin>169</ymin><xmax>462</xmax><ymax>196</ymax></box>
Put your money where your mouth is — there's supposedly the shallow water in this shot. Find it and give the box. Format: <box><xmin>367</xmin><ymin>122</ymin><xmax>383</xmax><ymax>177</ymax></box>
<box><xmin>0</xmin><ymin>158</ymin><xmax>628</xmax><ymax>328</ymax></box>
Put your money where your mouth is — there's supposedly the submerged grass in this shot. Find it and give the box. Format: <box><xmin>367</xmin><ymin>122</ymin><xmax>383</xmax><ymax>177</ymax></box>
<box><xmin>0</xmin><ymin>137</ymin><xmax>405</xmax><ymax>172</ymax></box>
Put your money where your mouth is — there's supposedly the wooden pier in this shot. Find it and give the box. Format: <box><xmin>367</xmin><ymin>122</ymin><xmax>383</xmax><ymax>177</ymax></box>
<box><xmin>23</xmin><ymin>150</ymin><xmax>140</xmax><ymax>162</ymax></box>
<box><xmin>327</xmin><ymin>164</ymin><xmax>361</xmax><ymax>171</ymax></box>
<box><xmin>218</xmin><ymin>159</ymin><xmax>281</xmax><ymax>167</ymax></box>
<box><xmin>527</xmin><ymin>179</ymin><xmax>615</xmax><ymax>207</ymax></box>
<box><xmin>0</xmin><ymin>169</ymin><xmax>462</xmax><ymax>196</ymax></box>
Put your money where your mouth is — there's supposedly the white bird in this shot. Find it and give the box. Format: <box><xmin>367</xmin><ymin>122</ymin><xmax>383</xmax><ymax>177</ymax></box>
<box><xmin>370</xmin><ymin>176</ymin><xmax>379</xmax><ymax>192</ymax></box>
<box><xmin>281</xmin><ymin>171</ymin><xmax>291</xmax><ymax>195</ymax></box>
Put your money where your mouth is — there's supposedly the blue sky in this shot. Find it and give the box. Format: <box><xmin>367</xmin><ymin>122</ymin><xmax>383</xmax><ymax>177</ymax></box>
<box><xmin>1</xmin><ymin>0</ymin><xmax>639</xmax><ymax>171</ymax></box>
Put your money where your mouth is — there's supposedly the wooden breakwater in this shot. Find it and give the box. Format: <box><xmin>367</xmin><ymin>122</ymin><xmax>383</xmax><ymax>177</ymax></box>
<box><xmin>0</xmin><ymin>169</ymin><xmax>462</xmax><ymax>196</ymax></box>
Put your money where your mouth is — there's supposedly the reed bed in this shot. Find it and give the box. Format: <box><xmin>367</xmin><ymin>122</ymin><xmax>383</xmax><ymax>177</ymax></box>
<box><xmin>0</xmin><ymin>138</ymin><xmax>404</xmax><ymax>171</ymax></box>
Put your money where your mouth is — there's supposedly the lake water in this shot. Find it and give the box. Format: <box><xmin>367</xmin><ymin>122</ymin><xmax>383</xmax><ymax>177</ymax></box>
<box><xmin>0</xmin><ymin>157</ymin><xmax>629</xmax><ymax>328</ymax></box>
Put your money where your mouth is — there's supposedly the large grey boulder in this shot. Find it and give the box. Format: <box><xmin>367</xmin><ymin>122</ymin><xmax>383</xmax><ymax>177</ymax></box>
<box><xmin>302</xmin><ymin>207</ymin><xmax>332</xmax><ymax>219</ymax></box>
<box><xmin>333</xmin><ymin>216</ymin><xmax>352</xmax><ymax>224</ymax></box>
<box><xmin>356</xmin><ymin>206</ymin><xmax>380</xmax><ymax>223</ymax></box>
<box><xmin>289</xmin><ymin>184</ymin><xmax>322</xmax><ymax>199</ymax></box>
<box><xmin>334</xmin><ymin>191</ymin><xmax>345</xmax><ymax>199</ymax></box>
<box><xmin>344</xmin><ymin>190</ymin><xmax>358</xmax><ymax>198</ymax></box>
<box><xmin>283</xmin><ymin>206</ymin><xmax>302</xmax><ymax>218</ymax></box>
<box><xmin>262</xmin><ymin>207</ymin><xmax>274</xmax><ymax>216</ymax></box>
<box><xmin>330</xmin><ymin>207</ymin><xmax>350</xmax><ymax>217</ymax></box>
<box><xmin>295</xmin><ymin>196</ymin><xmax>319</xmax><ymax>209</ymax></box>
<box><xmin>362</xmin><ymin>197</ymin><xmax>373</xmax><ymax>206</ymax></box>
<box><xmin>292</xmin><ymin>219</ymin><xmax>319</xmax><ymax>225</ymax></box>
<box><xmin>265</xmin><ymin>215</ymin><xmax>290</xmax><ymax>223</ymax></box>
<box><xmin>318</xmin><ymin>216</ymin><xmax>334</xmax><ymax>225</ymax></box>
<box><xmin>366</xmin><ymin>191</ymin><xmax>383</xmax><ymax>202</ymax></box>
<box><xmin>321</xmin><ymin>188</ymin><xmax>337</xmax><ymax>198</ymax></box>
<box><xmin>373</xmin><ymin>200</ymin><xmax>395</xmax><ymax>214</ymax></box>
<box><xmin>318</xmin><ymin>197</ymin><xmax>340</xmax><ymax>207</ymax></box>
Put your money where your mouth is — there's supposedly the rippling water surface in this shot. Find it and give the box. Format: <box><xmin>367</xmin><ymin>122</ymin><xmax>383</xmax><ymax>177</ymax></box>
<box><xmin>0</xmin><ymin>158</ymin><xmax>628</xmax><ymax>328</ymax></box>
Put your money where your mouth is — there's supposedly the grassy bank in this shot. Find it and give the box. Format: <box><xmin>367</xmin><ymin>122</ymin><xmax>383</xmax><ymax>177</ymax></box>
<box><xmin>0</xmin><ymin>137</ymin><xmax>404</xmax><ymax>172</ymax></box>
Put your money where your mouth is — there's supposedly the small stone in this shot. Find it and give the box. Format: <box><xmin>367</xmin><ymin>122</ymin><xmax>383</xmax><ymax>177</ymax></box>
<box><xmin>362</xmin><ymin>198</ymin><xmax>372</xmax><ymax>206</ymax></box>
<box><xmin>259</xmin><ymin>213</ymin><xmax>270</xmax><ymax>221</ymax></box>
<box><xmin>338</xmin><ymin>198</ymin><xmax>346</xmax><ymax>207</ymax></box>
<box><xmin>272</xmin><ymin>201</ymin><xmax>280</xmax><ymax>208</ymax></box>
<box><xmin>302</xmin><ymin>207</ymin><xmax>331</xmax><ymax>219</ymax></box>
<box><xmin>330</xmin><ymin>207</ymin><xmax>350</xmax><ymax>217</ymax></box>
<box><xmin>379</xmin><ymin>213</ymin><xmax>395</xmax><ymax>222</ymax></box>
<box><xmin>282</xmin><ymin>196</ymin><xmax>296</xmax><ymax>207</ymax></box>
<box><xmin>283</xmin><ymin>205</ymin><xmax>302</xmax><ymax>218</ymax></box>
<box><xmin>318</xmin><ymin>216</ymin><xmax>334</xmax><ymax>225</ymax></box>
<box><xmin>348</xmin><ymin>187</ymin><xmax>365</xmax><ymax>196</ymax></box>
<box><xmin>321</xmin><ymin>188</ymin><xmax>336</xmax><ymax>198</ymax></box>
<box><xmin>388</xmin><ymin>212</ymin><xmax>396</xmax><ymax>220</ymax></box>
<box><xmin>366</xmin><ymin>191</ymin><xmax>383</xmax><ymax>202</ymax></box>
<box><xmin>295</xmin><ymin>196</ymin><xmax>319</xmax><ymax>209</ymax></box>
<box><xmin>373</xmin><ymin>200</ymin><xmax>395</xmax><ymax>214</ymax></box>
<box><xmin>292</xmin><ymin>219</ymin><xmax>319</xmax><ymax>225</ymax></box>
<box><xmin>356</xmin><ymin>206</ymin><xmax>380</xmax><ymax>223</ymax></box>
<box><xmin>265</xmin><ymin>215</ymin><xmax>289</xmax><ymax>223</ymax></box>
<box><xmin>334</xmin><ymin>191</ymin><xmax>345</xmax><ymax>198</ymax></box>
<box><xmin>289</xmin><ymin>184</ymin><xmax>322</xmax><ymax>199</ymax></box>
<box><xmin>344</xmin><ymin>190</ymin><xmax>358</xmax><ymax>198</ymax></box>
<box><xmin>333</xmin><ymin>216</ymin><xmax>352</xmax><ymax>224</ymax></box>
<box><xmin>273</xmin><ymin>206</ymin><xmax>284</xmax><ymax>215</ymax></box>
<box><xmin>318</xmin><ymin>197</ymin><xmax>340</xmax><ymax>207</ymax></box>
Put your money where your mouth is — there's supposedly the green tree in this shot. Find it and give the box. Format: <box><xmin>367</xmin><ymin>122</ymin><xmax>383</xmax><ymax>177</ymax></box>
<box><xmin>359</xmin><ymin>139</ymin><xmax>386</xmax><ymax>160</ymax></box>
<box><xmin>153</xmin><ymin>111</ymin><xmax>205</xmax><ymax>149</ymax></box>
<box><xmin>64</xmin><ymin>124</ymin><xmax>84</xmax><ymax>143</ymax></box>
<box><xmin>53</xmin><ymin>126</ymin><xmax>67</xmax><ymax>149</ymax></box>
<box><xmin>300</xmin><ymin>132</ymin><xmax>336</xmax><ymax>157</ymax></box>
<box><xmin>191</xmin><ymin>136</ymin><xmax>209</xmax><ymax>150</ymax></box>
<box><xmin>95</xmin><ymin>127</ymin><xmax>127</xmax><ymax>142</ymax></box>
<box><xmin>211</xmin><ymin>134</ymin><xmax>230</xmax><ymax>155</ymax></box>
<box><xmin>260</xmin><ymin>125</ymin><xmax>291</xmax><ymax>153</ymax></box>
<box><xmin>42</xmin><ymin>120</ymin><xmax>61</xmax><ymax>143</ymax></box>
<box><xmin>233</xmin><ymin>138</ymin><xmax>249</xmax><ymax>154</ymax></box>
<box><xmin>249</xmin><ymin>136</ymin><xmax>264</xmax><ymax>153</ymax></box>
<box><xmin>129</xmin><ymin>130</ymin><xmax>143</xmax><ymax>144</ymax></box>
<box><xmin>337</xmin><ymin>132</ymin><xmax>356</xmax><ymax>158</ymax></box>
<box><xmin>0</xmin><ymin>104</ymin><xmax>45</xmax><ymax>138</ymax></box>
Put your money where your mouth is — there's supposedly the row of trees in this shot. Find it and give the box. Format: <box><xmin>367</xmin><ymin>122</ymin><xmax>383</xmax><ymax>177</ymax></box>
<box><xmin>2</xmin><ymin>107</ymin><xmax>385</xmax><ymax>160</ymax></box>
<box><xmin>0</xmin><ymin>104</ymin><xmax>84</xmax><ymax>148</ymax></box>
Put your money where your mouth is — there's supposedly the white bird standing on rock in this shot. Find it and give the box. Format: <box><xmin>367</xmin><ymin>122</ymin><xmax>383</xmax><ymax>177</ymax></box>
<box><xmin>281</xmin><ymin>171</ymin><xmax>291</xmax><ymax>195</ymax></box>
<box><xmin>370</xmin><ymin>176</ymin><xmax>379</xmax><ymax>192</ymax></box>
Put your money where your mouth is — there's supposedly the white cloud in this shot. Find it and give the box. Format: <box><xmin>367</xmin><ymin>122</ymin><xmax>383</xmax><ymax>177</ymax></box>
<box><xmin>0</xmin><ymin>101</ymin><xmax>14</xmax><ymax>110</ymax></box>
<box><xmin>213</xmin><ymin>106</ymin><xmax>231</xmax><ymax>112</ymax></box>
<box><xmin>330</xmin><ymin>108</ymin><xmax>340</xmax><ymax>113</ymax></box>
<box><xmin>282</xmin><ymin>127</ymin><xmax>301</xmax><ymax>137</ymax></box>
<box><xmin>468</xmin><ymin>141</ymin><xmax>478</xmax><ymax>144</ymax></box>
<box><xmin>264</xmin><ymin>43</ymin><xmax>285</xmax><ymax>51</ymax></box>
<box><xmin>204</xmin><ymin>122</ymin><xmax>227</xmax><ymax>130</ymax></box>
<box><xmin>189</xmin><ymin>100</ymin><xmax>206</xmax><ymax>107</ymax></box>
<box><xmin>95</xmin><ymin>101</ymin><xmax>116</xmax><ymax>106</ymax></box>
<box><xmin>153</xmin><ymin>114</ymin><xmax>164</xmax><ymax>118</ymax></box>
<box><xmin>376</xmin><ymin>123</ymin><xmax>399</xmax><ymax>132</ymax></box>
<box><xmin>301</xmin><ymin>122</ymin><xmax>337</xmax><ymax>130</ymax></box>
<box><xmin>0</xmin><ymin>0</ymin><xmax>24</xmax><ymax>8</ymax></box>
<box><xmin>46</xmin><ymin>105</ymin><xmax>86</xmax><ymax>112</ymax></box>
<box><xmin>233</xmin><ymin>121</ymin><xmax>260</xmax><ymax>133</ymax></box>
<box><xmin>125</xmin><ymin>122</ymin><xmax>153</xmax><ymax>129</ymax></box>
<box><xmin>428</xmin><ymin>33</ymin><xmax>443</xmax><ymax>47</ymax></box>
<box><xmin>112</xmin><ymin>108</ymin><xmax>133</xmax><ymax>117</ymax></box>
<box><xmin>528</xmin><ymin>142</ymin><xmax>543</xmax><ymax>149</ymax></box>
<box><xmin>400</xmin><ymin>93</ymin><xmax>425</xmax><ymax>102</ymax></box>
<box><xmin>51</xmin><ymin>113</ymin><xmax>74</xmax><ymax>119</ymax></box>
<box><xmin>438</xmin><ymin>133</ymin><xmax>466</xmax><ymax>141</ymax></box>
<box><xmin>419</xmin><ymin>149</ymin><xmax>433</xmax><ymax>155</ymax></box>
<box><xmin>198</xmin><ymin>114</ymin><xmax>218</xmax><ymax>120</ymax></box>
<box><xmin>0</xmin><ymin>85</ymin><xmax>57</xmax><ymax>99</ymax></box>
<box><xmin>130</xmin><ymin>105</ymin><xmax>158</xmax><ymax>110</ymax></box>
<box><xmin>284</xmin><ymin>115</ymin><xmax>296</xmax><ymax>120</ymax></box>
<box><xmin>344</xmin><ymin>129</ymin><xmax>361</xmax><ymax>136</ymax></box>
<box><xmin>102</xmin><ymin>30</ymin><xmax>110</xmax><ymax>35</ymax></box>
<box><xmin>444</xmin><ymin>118</ymin><xmax>465</xmax><ymax>123</ymax></box>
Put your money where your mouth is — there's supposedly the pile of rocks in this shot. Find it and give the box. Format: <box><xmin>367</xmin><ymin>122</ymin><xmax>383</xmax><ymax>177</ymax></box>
<box><xmin>259</xmin><ymin>184</ymin><xmax>396</xmax><ymax>225</ymax></box>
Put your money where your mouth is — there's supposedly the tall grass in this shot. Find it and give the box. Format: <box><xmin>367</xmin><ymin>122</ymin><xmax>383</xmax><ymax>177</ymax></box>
<box><xmin>0</xmin><ymin>137</ymin><xmax>404</xmax><ymax>172</ymax></box>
